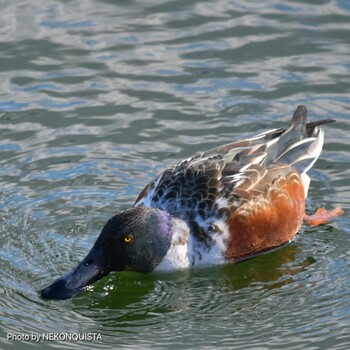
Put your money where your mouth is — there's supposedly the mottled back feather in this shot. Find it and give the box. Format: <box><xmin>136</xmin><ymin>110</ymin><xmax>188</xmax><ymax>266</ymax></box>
<box><xmin>134</xmin><ymin>105</ymin><xmax>334</xmax><ymax>246</ymax></box>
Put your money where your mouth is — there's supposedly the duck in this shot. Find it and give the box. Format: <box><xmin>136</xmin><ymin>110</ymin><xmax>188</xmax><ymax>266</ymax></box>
<box><xmin>40</xmin><ymin>105</ymin><xmax>343</xmax><ymax>300</ymax></box>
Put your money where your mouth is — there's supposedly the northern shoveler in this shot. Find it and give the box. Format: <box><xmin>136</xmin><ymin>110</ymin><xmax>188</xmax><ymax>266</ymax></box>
<box><xmin>40</xmin><ymin>105</ymin><xmax>343</xmax><ymax>300</ymax></box>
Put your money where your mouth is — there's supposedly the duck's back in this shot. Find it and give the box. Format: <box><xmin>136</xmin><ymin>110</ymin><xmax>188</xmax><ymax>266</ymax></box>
<box><xmin>135</xmin><ymin>105</ymin><xmax>334</xmax><ymax>264</ymax></box>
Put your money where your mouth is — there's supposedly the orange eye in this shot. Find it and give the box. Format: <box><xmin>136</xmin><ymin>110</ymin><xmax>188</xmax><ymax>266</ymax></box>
<box><xmin>124</xmin><ymin>235</ymin><xmax>134</xmax><ymax>244</ymax></box>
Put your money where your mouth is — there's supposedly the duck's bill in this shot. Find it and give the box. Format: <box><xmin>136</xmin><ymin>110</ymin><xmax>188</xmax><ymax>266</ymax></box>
<box><xmin>40</xmin><ymin>246</ymin><xmax>110</xmax><ymax>300</ymax></box>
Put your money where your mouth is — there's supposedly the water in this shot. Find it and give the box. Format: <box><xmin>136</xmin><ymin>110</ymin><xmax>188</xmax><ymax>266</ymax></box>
<box><xmin>0</xmin><ymin>0</ymin><xmax>349</xmax><ymax>349</ymax></box>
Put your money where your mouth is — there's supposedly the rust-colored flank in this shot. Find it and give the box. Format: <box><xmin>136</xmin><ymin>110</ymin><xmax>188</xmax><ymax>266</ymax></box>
<box><xmin>226</xmin><ymin>171</ymin><xmax>305</xmax><ymax>261</ymax></box>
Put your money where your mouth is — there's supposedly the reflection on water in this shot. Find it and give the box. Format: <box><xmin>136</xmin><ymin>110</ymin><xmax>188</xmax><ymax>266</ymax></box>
<box><xmin>0</xmin><ymin>0</ymin><xmax>350</xmax><ymax>349</ymax></box>
<box><xmin>74</xmin><ymin>243</ymin><xmax>313</xmax><ymax>313</ymax></box>
<box><xmin>67</xmin><ymin>243</ymin><xmax>314</xmax><ymax>347</ymax></box>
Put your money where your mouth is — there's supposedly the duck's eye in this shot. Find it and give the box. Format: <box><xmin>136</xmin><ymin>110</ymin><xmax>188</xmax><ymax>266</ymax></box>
<box><xmin>123</xmin><ymin>234</ymin><xmax>134</xmax><ymax>244</ymax></box>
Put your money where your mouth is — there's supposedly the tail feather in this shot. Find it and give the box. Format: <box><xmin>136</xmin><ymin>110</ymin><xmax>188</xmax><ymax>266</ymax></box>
<box><xmin>264</xmin><ymin>105</ymin><xmax>308</xmax><ymax>164</ymax></box>
<box><xmin>265</xmin><ymin>105</ymin><xmax>332</xmax><ymax>174</ymax></box>
<box><xmin>289</xmin><ymin>104</ymin><xmax>308</xmax><ymax>140</ymax></box>
<box><xmin>306</xmin><ymin>119</ymin><xmax>335</xmax><ymax>135</ymax></box>
<box><xmin>276</xmin><ymin>137</ymin><xmax>318</xmax><ymax>167</ymax></box>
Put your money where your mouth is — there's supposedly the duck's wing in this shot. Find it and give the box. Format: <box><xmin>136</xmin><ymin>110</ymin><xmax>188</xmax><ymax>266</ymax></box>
<box><xmin>134</xmin><ymin>105</ymin><xmax>333</xmax><ymax>224</ymax></box>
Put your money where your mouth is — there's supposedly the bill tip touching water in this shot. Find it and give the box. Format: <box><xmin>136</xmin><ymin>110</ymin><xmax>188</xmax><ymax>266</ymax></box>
<box><xmin>40</xmin><ymin>105</ymin><xmax>344</xmax><ymax>300</ymax></box>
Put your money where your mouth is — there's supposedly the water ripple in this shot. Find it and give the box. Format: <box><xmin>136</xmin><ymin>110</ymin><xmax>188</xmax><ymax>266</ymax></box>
<box><xmin>0</xmin><ymin>0</ymin><xmax>349</xmax><ymax>349</ymax></box>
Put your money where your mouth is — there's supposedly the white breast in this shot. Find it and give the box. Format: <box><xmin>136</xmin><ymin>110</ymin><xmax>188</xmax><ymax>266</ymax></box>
<box><xmin>155</xmin><ymin>217</ymin><xmax>229</xmax><ymax>271</ymax></box>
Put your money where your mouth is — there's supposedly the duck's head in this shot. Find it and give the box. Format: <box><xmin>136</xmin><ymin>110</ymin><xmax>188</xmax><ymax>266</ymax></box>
<box><xmin>40</xmin><ymin>206</ymin><xmax>173</xmax><ymax>300</ymax></box>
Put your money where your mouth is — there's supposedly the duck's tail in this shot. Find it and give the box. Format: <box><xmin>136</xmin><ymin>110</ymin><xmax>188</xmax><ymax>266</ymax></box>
<box><xmin>265</xmin><ymin>105</ymin><xmax>335</xmax><ymax>175</ymax></box>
